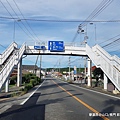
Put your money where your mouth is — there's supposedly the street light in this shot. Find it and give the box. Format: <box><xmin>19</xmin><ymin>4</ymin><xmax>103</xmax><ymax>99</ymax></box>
<box><xmin>77</xmin><ymin>24</ymin><xmax>84</xmax><ymax>33</ymax></box>
<box><xmin>90</xmin><ymin>23</ymin><xmax>97</xmax><ymax>44</ymax></box>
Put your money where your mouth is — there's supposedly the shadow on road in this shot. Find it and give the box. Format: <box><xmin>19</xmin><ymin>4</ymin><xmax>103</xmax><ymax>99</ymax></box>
<box><xmin>0</xmin><ymin>92</ymin><xmax>45</xmax><ymax>120</ymax></box>
<box><xmin>0</xmin><ymin>104</ymin><xmax>45</xmax><ymax>120</ymax></box>
<box><xmin>90</xmin><ymin>99</ymin><xmax>120</xmax><ymax>120</ymax></box>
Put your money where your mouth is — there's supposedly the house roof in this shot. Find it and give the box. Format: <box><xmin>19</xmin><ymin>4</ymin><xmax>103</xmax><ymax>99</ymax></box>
<box><xmin>22</xmin><ymin>65</ymin><xmax>39</xmax><ymax>70</ymax></box>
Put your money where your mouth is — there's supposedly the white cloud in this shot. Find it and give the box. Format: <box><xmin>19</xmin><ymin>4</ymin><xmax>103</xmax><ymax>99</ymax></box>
<box><xmin>64</xmin><ymin>27</ymin><xmax>77</xmax><ymax>33</ymax></box>
<box><xmin>0</xmin><ymin>0</ymin><xmax>103</xmax><ymax>19</ymax></box>
<box><xmin>38</xmin><ymin>35</ymin><xmax>60</xmax><ymax>41</ymax></box>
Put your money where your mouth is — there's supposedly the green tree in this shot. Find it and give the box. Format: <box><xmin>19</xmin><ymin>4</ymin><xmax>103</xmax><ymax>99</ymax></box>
<box><xmin>93</xmin><ymin>68</ymin><xmax>103</xmax><ymax>87</ymax></box>
<box><xmin>10</xmin><ymin>75</ymin><xmax>17</xmax><ymax>85</ymax></box>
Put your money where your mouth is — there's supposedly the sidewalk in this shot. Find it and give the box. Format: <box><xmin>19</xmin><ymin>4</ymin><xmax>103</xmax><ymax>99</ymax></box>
<box><xmin>0</xmin><ymin>86</ymin><xmax>24</xmax><ymax>102</ymax></box>
<box><xmin>59</xmin><ymin>77</ymin><xmax>120</xmax><ymax>98</ymax></box>
<box><xmin>0</xmin><ymin>78</ymin><xmax>45</xmax><ymax>102</ymax></box>
<box><xmin>73</xmin><ymin>82</ymin><xmax>120</xmax><ymax>98</ymax></box>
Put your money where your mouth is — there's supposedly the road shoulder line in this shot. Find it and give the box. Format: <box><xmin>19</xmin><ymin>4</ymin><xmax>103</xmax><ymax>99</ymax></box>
<box><xmin>59</xmin><ymin>79</ymin><xmax>120</xmax><ymax>100</ymax></box>
<box><xmin>20</xmin><ymin>80</ymin><xmax>45</xmax><ymax>105</ymax></box>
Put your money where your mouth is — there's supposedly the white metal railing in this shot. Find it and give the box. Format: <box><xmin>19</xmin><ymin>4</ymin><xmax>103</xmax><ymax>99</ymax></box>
<box><xmin>86</xmin><ymin>44</ymin><xmax>120</xmax><ymax>91</ymax></box>
<box><xmin>25</xmin><ymin>41</ymin><xmax>86</xmax><ymax>47</ymax></box>
<box><xmin>0</xmin><ymin>42</ymin><xmax>18</xmax><ymax>65</ymax></box>
<box><xmin>86</xmin><ymin>45</ymin><xmax>100</xmax><ymax>67</ymax></box>
<box><xmin>18</xmin><ymin>43</ymin><xmax>26</xmax><ymax>61</ymax></box>
<box><xmin>0</xmin><ymin>43</ymin><xmax>25</xmax><ymax>90</ymax></box>
<box><xmin>64</xmin><ymin>42</ymin><xmax>86</xmax><ymax>47</ymax></box>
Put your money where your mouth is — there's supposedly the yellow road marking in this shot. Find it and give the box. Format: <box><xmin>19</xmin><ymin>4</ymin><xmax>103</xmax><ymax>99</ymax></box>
<box><xmin>52</xmin><ymin>80</ymin><xmax>109</xmax><ymax>120</ymax></box>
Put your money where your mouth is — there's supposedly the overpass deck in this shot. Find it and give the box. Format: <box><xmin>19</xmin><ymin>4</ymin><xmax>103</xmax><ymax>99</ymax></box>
<box><xmin>24</xmin><ymin>45</ymin><xmax>87</xmax><ymax>56</ymax></box>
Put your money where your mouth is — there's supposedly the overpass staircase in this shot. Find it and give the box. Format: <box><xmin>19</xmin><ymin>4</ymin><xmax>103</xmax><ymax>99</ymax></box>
<box><xmin>0</xmin><ymin>42</ymin><xmax>25</xmax><ymax>91</ymax></box>
<box><xmin>86</xmin><ymin>44</ymin><xmax>120</xmax><ymax>91</ymax></box>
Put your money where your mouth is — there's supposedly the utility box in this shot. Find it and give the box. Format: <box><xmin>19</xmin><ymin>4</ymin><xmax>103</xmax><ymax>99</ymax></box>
<box><xmin>107</xmin><ymin>83</ymin><xmax>114</xmax><ymax>92</ymax></box>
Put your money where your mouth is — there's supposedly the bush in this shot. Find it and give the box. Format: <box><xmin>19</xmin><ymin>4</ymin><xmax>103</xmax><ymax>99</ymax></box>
<box><xmin>10</xmin><ymin>75</ymin><xmax>17</xmax><ymax>85</ymax></box>
<box><xmin>30</xmin><ymin>79</ymin><xmax>38</xmax><ymax>86</ymax></box>
<box><xmin>37</xmin><ymin>77</ymin><xmax>41</xmax><ymax>83</ymax></box>
<box><xmin>30</xmin><ymin>76</ymin><xmax>37</xmax><ymax>80</ymax></box>
<box><xmin>22</xmin><ymin>73</ymin><xmax>37</xmax><ymax>84</ymax></box>
<box><xmin>22</xmin><ymin>73</ymin><xmax>42</xmax><ymax>92</ymax></box>
<box><xmin>24</xmin><ymin>83</ymin><xmax>33</xmax><ymax>92</ymax></box>
<box><xmin>22</xmin><ymin>74</ymin><xmax>30</xmax><ymax>83</ymax></box>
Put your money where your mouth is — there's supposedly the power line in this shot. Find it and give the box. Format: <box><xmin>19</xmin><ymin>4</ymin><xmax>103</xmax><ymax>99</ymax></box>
<box><xmin>110</xmin><ymin>49</ymin><xmax>120</xmax><ymax>54</ymax></box>
<box><xmin>71</xmin><ymin>0</ymin><xmax>114</xmax><ymax>44</ymax></box>
<box><xmin>102</xmin><ymin>38</ymin><xmax>120</xmax><ymax>48</ymax></box>
<box><xmin>71</xmin><ymin>32</ymin><xmax>79</xmax><ymax>43</ymax></box>
<box><xmin>0</xmin><ymin>44</ymin><xmax>6</xmax><ymax>49</ymax></box>
<box><xmin>1</xmin><ymin>16</ymin><xmax>120</xmax><ymax>23</ymax></box>
<box><xmin>99</xmin><ymin>33</ymin><xmax>120</xmax><ymax>45</ymax></box>
<box><xmin>0</xmin><ymin>0</ymin><xmax>36</xmax><ymax>41</ymax></box>
<box><xmin>5</xmin><ymin>0</ymin><xmax>37</xmax><ymax>41</ymax></box>
<box><xmin>80</xmin><ymin>0</ymin><xmax>114</xmax><ymax>28</ymax></box>
<box><xmin>12</xmin><ymin>0</ymin><xmax>40</xmax><ymax>42</ymax></box>
<box><xmin>98</xmin><ymin>33</ymin><xmax>120</xmax><ymax>54</ymax></box>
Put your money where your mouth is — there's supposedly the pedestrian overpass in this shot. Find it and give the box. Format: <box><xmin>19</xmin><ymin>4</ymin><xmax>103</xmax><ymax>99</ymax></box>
<box><xmin>0</xmin><ymin>42</ymin><xmax>120</xmax><ymax>93</ymax></box>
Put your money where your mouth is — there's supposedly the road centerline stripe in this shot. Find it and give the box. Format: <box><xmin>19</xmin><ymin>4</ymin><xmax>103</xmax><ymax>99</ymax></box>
<box><xmin>52</xmin><ymin>80</ymin><xmax>109</xmax><ymax>120</ymax></box>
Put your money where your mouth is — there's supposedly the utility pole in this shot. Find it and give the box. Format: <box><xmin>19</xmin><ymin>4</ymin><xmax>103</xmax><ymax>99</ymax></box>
<box><xmin>69</xmin><ymin>57</ymin><xmax>71</xmax><ymax>79</ymax></box>
<box><xmin>40</xmin><ymin>55</ymin><xmax>42</xmax><ymax>79</ymax></box>
<box><xmin>84</xmin><ymin>57</ymin><xmax>87</xmax><ymax>79</ymax></box>
<box><xmin>59</xmin><ymin>61</ymin><xmax>60</xmax><ymax>73</ymax></box>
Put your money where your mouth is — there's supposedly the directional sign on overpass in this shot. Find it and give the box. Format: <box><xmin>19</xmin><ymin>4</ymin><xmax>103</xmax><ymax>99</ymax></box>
<box><xmin>34</xmin><ymin>46</ymin><xmax>46</xmax><ymax>50</ymax></box>
<box><xmin>48</xmin><ymin>41</ymin><xmax>65</xmax><ymax>52</ymax></box>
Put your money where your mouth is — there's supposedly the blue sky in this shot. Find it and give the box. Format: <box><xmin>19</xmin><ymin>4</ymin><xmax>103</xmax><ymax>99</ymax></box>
<box><xmin>0</xmin><ymin>0</ymin><xmax>120</xmax><ymax>68</ymax></box>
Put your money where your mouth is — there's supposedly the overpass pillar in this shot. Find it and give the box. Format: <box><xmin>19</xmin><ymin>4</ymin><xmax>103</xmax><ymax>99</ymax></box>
<box><xmin>104</xmin><ymin>73</ymin><xmax>108</xmax><ymax>90</ymax></box>
<box><xmin>17</xmin><ymin>58</ymin><xmax>22</xmax><ymax>87</ymax></box>
<box><xmin>5</xmin><ymin>79</ymin><xmax>9</xmax><ymax>93</ymax></box>
<box><xmin>87</xmin><ymin>58</ymin><xmax>92</xmax><ymax>87</ymax></box>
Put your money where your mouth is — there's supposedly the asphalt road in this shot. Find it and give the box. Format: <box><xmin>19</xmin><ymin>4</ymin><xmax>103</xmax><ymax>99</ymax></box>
<box><xmin>0</xmin><ymin>75</ymin><xmax>120</xmax><ymax>120</ymax></box>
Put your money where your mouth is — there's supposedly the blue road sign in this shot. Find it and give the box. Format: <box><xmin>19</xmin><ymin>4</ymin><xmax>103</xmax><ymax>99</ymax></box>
<box><xmin>34</xmin><ymin>46</ymin><xmax>46</xmax><ymax>50</ymax></box>
<box><xmin>74</xmin><ymin>70</ymin><xmax>77</xmax><ymax>75</ymax></box>
<box><xmin>48</xmin><ymin>41</ymin><xmax>65</xmax><ymax>52</ymax></box>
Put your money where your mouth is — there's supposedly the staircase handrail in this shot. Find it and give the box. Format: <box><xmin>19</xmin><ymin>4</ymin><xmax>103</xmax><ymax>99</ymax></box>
<box><xmin>94</xmin><ymin>45</ymin><xmax>120</xmax><ymax>69</ymax></box>
<box><xmin>86</xmin><ymin>44</ymin><xmax>120</xmax><ymax>91</ymax></box>
<box><xmin>0</xmin><ymin>42</ymin><xmax>18</xmax><ymax>65</ymax></box>
<box><xmin>86</xmin><ymin>44</ymin><xmax>99</xmax><ymax>66</ymax></box>
<box><xmin>0</xmin><ymin>43</ymin><xmax>25</xmax><ymax>89</ymax></box>
<box><xmin>17</xmin><ymin>43</ymin><xmax>26</xmax><ymax>61</ymax></box>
